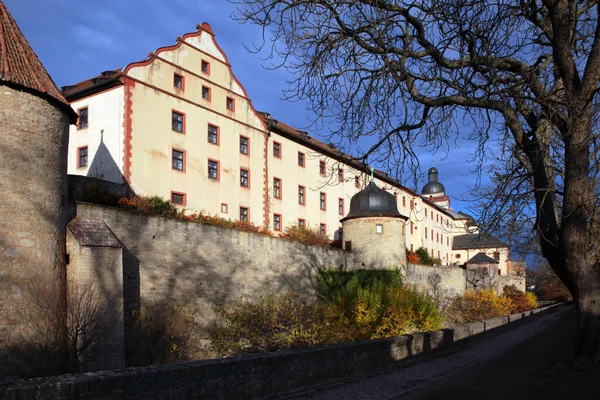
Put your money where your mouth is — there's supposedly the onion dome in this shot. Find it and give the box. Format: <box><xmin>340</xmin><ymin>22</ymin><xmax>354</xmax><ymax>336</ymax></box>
<box><xmin>341</xmin><ymin>181</ymin><xmax>407</xmax><ymax>222</ymax></box>
<box><xmin>421</xmin><ymin>166</ymin><xmax>446</xmax><ymax>195</ymax></box>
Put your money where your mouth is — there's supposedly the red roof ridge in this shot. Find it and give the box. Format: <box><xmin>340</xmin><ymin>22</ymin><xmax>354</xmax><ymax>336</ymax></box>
<box><xmin>0</xmin><ymin>1</ymin><xmax>76</xmax><ymax>121</ymax></box>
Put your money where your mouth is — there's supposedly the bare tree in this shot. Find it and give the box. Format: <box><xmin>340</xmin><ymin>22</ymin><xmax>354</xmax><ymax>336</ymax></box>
<box><xmin>233</xmin><ymin>0</ymin><xmax>600</xmax><ymax>356</ymax></box>
<box><xmin>1</xmin><ymin>276</ymin><xmax>112</xmax><ymax>378</ymax></box>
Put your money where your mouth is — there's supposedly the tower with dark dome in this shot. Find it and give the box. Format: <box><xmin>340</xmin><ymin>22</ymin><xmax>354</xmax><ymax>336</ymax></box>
<box><xmin>341</xmin><ymin>180</ymin><xmax>409</xmax><ymax>268</ymax></box>
<box><xmin>421</xmin><ymin>166</ymin><xmax>451</xmax><ymax>208</ymax></box>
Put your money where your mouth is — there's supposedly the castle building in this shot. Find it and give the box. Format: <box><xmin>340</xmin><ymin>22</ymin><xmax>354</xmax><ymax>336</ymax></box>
<box><xmin>0</xmin><ymin>1</ymin><xmax>76</xmax><ymax>339</ymax></box>
<box><xmin>61</xmin><ymin>23</ymin><xmax>509</xmax><ymax>270</ymax></box>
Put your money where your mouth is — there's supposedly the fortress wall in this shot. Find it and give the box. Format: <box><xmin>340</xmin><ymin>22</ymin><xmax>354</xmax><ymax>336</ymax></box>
<box><xmin>74</xmin><ymin>202</ymin><xmax>355</xmax><ymax>332</ymax></box>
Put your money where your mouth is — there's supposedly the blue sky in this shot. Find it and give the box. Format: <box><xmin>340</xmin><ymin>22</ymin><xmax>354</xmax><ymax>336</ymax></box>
<box><xmin>6</xmin><ymin>0</ymin><xmax>487</xmax><ymax>213</ymax></box>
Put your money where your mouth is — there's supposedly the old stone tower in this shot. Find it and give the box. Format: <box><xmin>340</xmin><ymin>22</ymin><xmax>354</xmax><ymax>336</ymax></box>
<box><xmin>341</xmin><ymin>180</ymin><xmax>409</xmax><ymax>268</ymax></box>
<box><xmin>0</xmin><ymin>1</ymin><xmax>76</xmax><ymax>340</ymax></box>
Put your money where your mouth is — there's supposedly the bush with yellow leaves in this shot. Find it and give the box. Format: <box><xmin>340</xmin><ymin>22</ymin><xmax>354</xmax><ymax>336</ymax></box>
<box><xmin>446</xmin><ymin>289</ymin><xmax>514</xmax><ymax>324</ymax></box>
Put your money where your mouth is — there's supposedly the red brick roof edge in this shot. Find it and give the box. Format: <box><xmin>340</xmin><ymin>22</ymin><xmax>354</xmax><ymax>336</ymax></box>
<box><xmin>0</xmin><ymin>1</ymin><xmax>76</xmax><ymax>121</ymax></box>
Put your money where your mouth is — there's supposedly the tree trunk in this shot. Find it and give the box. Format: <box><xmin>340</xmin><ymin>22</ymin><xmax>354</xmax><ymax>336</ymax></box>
<box><xmin>558</xmin><ymin>104</ymin><xmax>599</xmax><ymax>358</ymax></box>
<box><xmin>575</xmin><ymin>286</ymin><xmax>600</xmax><ymax>358</ymax></box>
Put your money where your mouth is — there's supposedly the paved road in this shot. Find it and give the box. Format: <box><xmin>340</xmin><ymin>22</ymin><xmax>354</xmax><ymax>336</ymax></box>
<box><xmin>285</xmin><ymin>307</ymin><xmax>591</xmax><ymax>400</ymax></box>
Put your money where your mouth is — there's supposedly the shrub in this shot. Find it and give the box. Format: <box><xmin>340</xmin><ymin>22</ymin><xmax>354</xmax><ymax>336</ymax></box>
<box><xmin>503</xmin><ymin>284</ymin><xmax>536</xmax><ymax>313</ymax></box>
<box><xmin>406</xmin><ymin>251</ymin><xmax>420</xmax><ymax>264</ymax></box>
<box><xmin>525</xmin><ymin>291</ymin><xmax>538</xmax><ymax>309</ymax></box>
<box><xmin>210</xmin><ymin>293</ymin><xmax>351</xmax><ymax>357</ymax></box>
<box><xmin>333</xmin><ymin>277</ymin><xmax>443</xmax><ymax>338</ymax></box>
<box><xmin>281</xmin><ymin>225</ymin><xmax>331</xmax><ymax>246</ymax></box>
<box><xmin>146</xmin><ymin>195</ymin><xmax>178</xmax><ymax>217</ymax></box>
<box><xmin>131</xmin><ymin>302</ymin><xmax>201</xmax><ymax>366</ymax></box>
<box><xmin>316</xmin><ymin>268</ymin><xmax>403</xmax><ymax>303</ymax></box>
<box><xmin>446</xmin><ymin>289</ymin><xmax>514</xmax><ymax>324</ymax></box>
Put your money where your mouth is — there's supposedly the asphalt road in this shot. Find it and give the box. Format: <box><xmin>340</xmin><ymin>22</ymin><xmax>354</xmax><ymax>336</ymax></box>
<box><xmin>286</xmin><ymin>307</ymin><xmax>600</xmax><ymax>400</ymax></box>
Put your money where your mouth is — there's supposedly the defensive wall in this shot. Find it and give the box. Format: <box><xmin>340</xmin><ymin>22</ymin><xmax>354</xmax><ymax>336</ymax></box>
<box><xmin>66</xmin><ymin>202</ymin><xmax>525</xmax><ymax>368</ymax></box>
<box><xmin>0</xmin><ymin>302</ymin><xmax>567</xmax><ymax>399</ymax></box>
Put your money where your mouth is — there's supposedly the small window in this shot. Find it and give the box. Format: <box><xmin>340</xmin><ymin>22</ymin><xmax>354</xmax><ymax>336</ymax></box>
<box><xmin>78</xmin><ymin>107</ymin><xmax>88</xmax><ymax>129</ymax></box>
<box><xmin>273</xmin><ymin>214</ymin><xmax>282</xmax><ymax>231</ymax></box>
<box><xmin>208</xmin><ymin>124</ymin><xmax>219</xmax><ymax>145</ymax></box>
<box><xmin>410</xmin><ymin>221</ymin><xmax>414</xmax><ymax>234</ymax></box>
<box><xmin>273</xmin><ymin>142</ymin><xmax>281</xmax><ymax>158</ymax></box>
<box><xmin>345</xmin><ymin>241</ymin><xmax>352</xmax><ymax>251</ymax></box>
<box><xmin>436</xmin><ymin>215</ymin><xmax>439</xmax><ymax>223</ymax></box>
<box><xmin>320</xmin><ymin>223</ymin><xmax>326</xmax><ymax>236</ymax></box>
<box><xmin>483</xmin><ymin>267</ymin><xmax>489</xmax><ymax>275</ymax></box>
<box><xmin>298</xmin><ymin>219</ymin><xmax>305</xmax><ymax>228</ymax></box>
<box><xmin>273</xmin><ymin>178</ymin><xmax>282</xmax><ymax>199</ymax></box>
<box><xmin>172</xmin><ymin>111</ymin><xmax>184</xmax><ymax>133</ymax></box>
<box><xmin>410</xmin><ymin>200</ymin><xmax>414</xmax><ymax>210</ymax></box>
<box><xmin>240</xmin><ymin>207</ymin><xmax>249</xmax><ymax>222</ymax></box>
<box><xmin>221</xmin><ymin>203</ymin><xmax>228</xmax><ymax>213</ymax></box>
<box><xmin>172</xmin><ymin>149</ymin><xmax>184</xmax><ymax>171</ymax></box>
<box><xmin>240</xmin><ymin>136</ymin><xmax>249</xmax><ymax>155</ymax></box>
<box><xmin>498</xmin><ymin>269</ymin><xmax>502</xmax><ymax>276</ymax></box>
<box><xmin>403</xmin><ymin>197</ymin><xmax>406</xmax><ymax>207</ymax></box>
<box><xmin>298</xmin><ymin>185</ymin><xmax>305</xmax><ymax>205</ymax></box>
<box><xmin>320</xmin><ymin>192</ymin><xmax>326</xmax><ymax>211</ymax></box>
<box><xmin>173</xmin><ymin>73</ymin><xmax>184</xmax><ymax>90</ymax></box>
<box><xmin>226</xmin><ymin>97</ymin><xmax>235</xmax><ymax>111</ymax></box>
<box><xmin>354</xmin><ymin>175</ymin><xmax>360</xmax><ymax>188</ymax></box>
<box><xmin>376</xmin><ymin>224</ymin><xmax>383</xmax><ymax>234</ymax></box>
<box><xmin>425</xmin><ymin>227</ymin><xmax>428</xmax><ymax>237</ymax></box>
<box><xmin>171</xmin><ymin>192</ymin><xmax>185</xmax><ymax>205</ymax></box>
<box><xmin>338</xmin><ymin>168</ymin><xmax>344</xmax><ymax>182</ymax></box>
<box><xmin>78</xmin><ymin>146</ymin><xmax>88</xmax><ymax>168</ymax></box>
<box><xmin>431</xmin><ymin>212</ymin><xmax>434</xmax><ymax>220</ymax></box>
<box><xmin>201</xmin><ymin>60</ymin><xmax>210</xmax><ymax>74</ymax></box>
<box><xmin>338</xmin><ymin>198</ymin><xmax>344</xmax><ymax>215</ymax></box>
<box><xmin>240</xmin><ymin>169</ymin><xmax>249</xmax><ymax>187</ymax></box>
<box><xmin>298</xmin><ymin>152</ymin><xmax>305</xmax><ymax>167</ymax></box>
<box><xmin>493</xmin><ymin>252</ymin><xmax>500</xmax><ymax>261</ymax></box>
<box><xmin>202</xmin><ymin>86</ymin><xmax>211</xmax><ymax>101</ymax></box>
<box><xmin>319</xmin><ymin>161</ymin><xmax>327</xmax><ymax>176</ymax></box>
<box><xmin>425</xmin><ymin>209</ymin><xmax>428</xmax><ymax>217</ymax></box>
<box><xmin>208</xmin><ymin>160</ymin><xmax>219</xmax><ymax>180</ymax></box>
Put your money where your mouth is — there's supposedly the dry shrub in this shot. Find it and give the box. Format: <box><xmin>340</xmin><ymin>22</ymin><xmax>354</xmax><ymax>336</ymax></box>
<box><xmin>281</xmin><ymin>225</ymin><xmax>331</xmax><ymax>246</ymax></box>
<box><xmin>209</xmin><ymin>293</ymin><xmax>352</xmax><ymax>357</ymax></box>
<box><xmin>503</xmin><ymin>284</ymin><xmax>537</xmax><ymax>313</ymax></box>
<box><xmin>210</xmin><ymin>279</ymin><xmax>443</xmax><ymax>357</ymax></box>
<box><xmin>131</xmin><ymin>301</ymin><xmax>202</xmax><ymax>366</ymax></box>
<box><xmin>446</xmin><ymin>289</ymin><xmax>514</xmax><ymax>324</ymax></box>
<box><xmin>1</xmin><ymin>277</ymin><xmax>113</xmax><ymax>379</ymax></box>
<box><xmin>406</xmin><ymin>251</ymin><xmax>420</xmax><ymax>264</ymax></box>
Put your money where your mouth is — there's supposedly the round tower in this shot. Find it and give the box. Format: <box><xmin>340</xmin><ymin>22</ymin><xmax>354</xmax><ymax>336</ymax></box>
<box><xmin>0</xmin><ymin>1</ymin><xmax>77</xmax><ymax>336</ymax></box>
<box><xmin>341</xmin><ymin>181</ymin><xmax>409</xmax><ymax>268</ymax></box>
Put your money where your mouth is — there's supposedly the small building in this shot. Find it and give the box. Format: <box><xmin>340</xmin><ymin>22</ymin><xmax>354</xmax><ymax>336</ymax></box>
<box><xmin>341</xmin><ymin>180</ymin><xmax>409</xmax><ymax>268</ymax></box>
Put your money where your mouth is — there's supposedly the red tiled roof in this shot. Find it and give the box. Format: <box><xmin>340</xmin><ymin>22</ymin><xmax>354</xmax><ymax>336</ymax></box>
<box><xmin>0</xmin><ymin>1</ymin><xmax>75</xmax><ymax>119</ymax></box>
<box><xmin>68</xmin><ymin>217</ymin><xmax>122</xmax><ymax>248</ymax></box>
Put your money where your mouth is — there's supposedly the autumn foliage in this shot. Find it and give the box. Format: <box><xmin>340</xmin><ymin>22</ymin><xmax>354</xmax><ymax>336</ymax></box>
<box><xmin>446</xmin><ymin>289</ymin><xmax>514</xmax><ymax>324</ymax></box>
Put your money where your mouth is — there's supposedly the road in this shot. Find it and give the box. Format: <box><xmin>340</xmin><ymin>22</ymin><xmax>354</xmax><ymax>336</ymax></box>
<box><xmin>286</xmin><ymin>307</ymin><xmax>600</xmax><ymax>400</ymax></box>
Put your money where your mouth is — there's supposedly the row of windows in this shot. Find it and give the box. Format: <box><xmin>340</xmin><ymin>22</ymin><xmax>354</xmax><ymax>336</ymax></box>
<box><xmin>168</xmin><ymin>193</ymin><xmax>328</xmax><ymax>235</ymax></box>
<box><xmin>423</xmin><ymin>227</ymin><xmax>450</xmax><ymax>246</ymax></box>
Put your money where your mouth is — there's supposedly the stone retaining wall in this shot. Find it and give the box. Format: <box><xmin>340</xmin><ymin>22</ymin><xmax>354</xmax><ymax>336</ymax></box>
<box><xmin>0</xmin><ymin>302</ymin><xmax>568</xmax><ymax>400</ymax></box>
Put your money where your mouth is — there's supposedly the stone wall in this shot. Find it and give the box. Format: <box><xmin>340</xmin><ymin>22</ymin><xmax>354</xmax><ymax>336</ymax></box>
<box><xmin>0</xmin><ymin>303</ymin><xmax>568</xmax><ymax>400</ymax></box>
<box><xmin>73</xmin><ymin>202</ymin><xmax>355</xmax><ymax>332</ymax></box>
<box><xmin>403</xmin><ymin>263</ymin><xmax>467</xmax><ymax>304</ymax></box>
<box><xmin>0</xmin><ymin>85</ymin><xmax>70</xmax><ymax>344</ymax></box>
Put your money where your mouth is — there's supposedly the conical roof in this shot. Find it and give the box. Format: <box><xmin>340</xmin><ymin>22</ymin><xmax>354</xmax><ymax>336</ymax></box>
<box><xmin>341</xmin><ymin>181</ymin><xmax>407</xmax><ymax>222</ymax></box>
<box><xmin>0</xmin><ymin>1</ymin><xmax>76</xmax><ymax>121</ymax></box>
